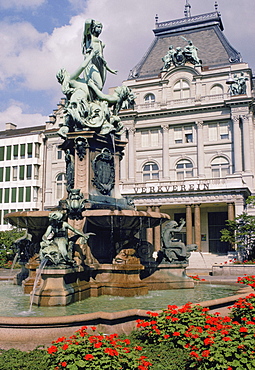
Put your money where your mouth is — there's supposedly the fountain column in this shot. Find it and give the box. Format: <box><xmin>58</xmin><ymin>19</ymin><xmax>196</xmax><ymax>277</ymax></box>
<box><xmin>146</xmin><ymin>206</ymin><xmax>153</xmax><ymax>244</ymax></box>
<box><xmin>154</xmin><ymin>206</ymin><xmax>161</xmax><ymax>251</ymax></box>
<box><xmin>186</xmin><ymin>204</ymin><xmax>193</xmax><ymax>245</ymax></box>
<box><xmin>194</xmin><ymin>204</ymin><xmax>201</xmax><ymax>251</ymax></box>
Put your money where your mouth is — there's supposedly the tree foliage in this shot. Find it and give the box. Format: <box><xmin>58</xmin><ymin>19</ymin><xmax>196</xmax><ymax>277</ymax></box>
<box><xmin>220</xmin><ymin>212</ymin><xmax>255</xmax><ymax>260</ymax></box>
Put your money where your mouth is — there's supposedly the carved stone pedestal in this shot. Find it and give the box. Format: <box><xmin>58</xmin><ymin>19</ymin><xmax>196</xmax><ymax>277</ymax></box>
<box><xmin>32</xmin><ymin>267</ymin><xmax>90</xmax><ymax>307</ymax></box>
<box><xmin>22</xmin><ymin>258</ymin><xmax>40</xmax><ymax>294</ymax></box>
<box><xmin>89</xmin><ymin>263</ymin><xmax>148</xmax><ymax>297</ymax></box>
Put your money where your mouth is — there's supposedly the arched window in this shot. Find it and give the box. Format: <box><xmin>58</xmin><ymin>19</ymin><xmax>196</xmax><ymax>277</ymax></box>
<box><xmin>173</xmin><ymin>79</ymin><xmax>190</xmax><ymax>99</ymax></box>
<box><xmin>56</xmin><ymin>173</ymin><xmax>66</xmax><ymax>199</ymax></box>
<box><xmin>210</xmin><ymin>84</ymin><xmax>223</xmax><ymax>95</ymax></box>
<box><xmin>142</xmin><ymin>162</ymin><xmax>159</xmax><ymax>181</ymax></box>
<box><xmin>176</xmin><ymin>159</ymin><xmax>193</xmax><ymax>180</ymax></box>
<box><xmin>211</xmin><ymin>156</ymin><xmax>230</xmax><ymax>178</ymax></box>
<box><xmin>144</xmin><ymin>93</ymin><xmax>155</xmax><ymax>104</ymax></box>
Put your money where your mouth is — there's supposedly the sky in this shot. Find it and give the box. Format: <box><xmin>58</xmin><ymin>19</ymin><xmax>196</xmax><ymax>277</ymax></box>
<box><xmin>0</xmin><ymin>0</ymin><xmax>254</xmax><ymax>131</ymax></box>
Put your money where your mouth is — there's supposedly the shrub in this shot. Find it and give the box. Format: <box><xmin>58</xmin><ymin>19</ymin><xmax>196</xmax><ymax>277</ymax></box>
<box><xmin>0</xmin><ymin>348</ymin><xmax>47</xmax><ymax>370</ymax></box>
<box><xmin>136</xmin><ymin>301</ymin><xmax>255</xmax><ymax>370</ymax></box>
<box><xmin>45</xmin><ymin>326</ymin><xmax>152</xmax><ymax>369</ymax></box>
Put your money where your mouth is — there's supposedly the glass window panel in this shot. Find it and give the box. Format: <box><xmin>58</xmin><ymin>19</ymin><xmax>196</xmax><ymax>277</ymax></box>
<box><xmin>25</xmin><ymin>187</ymin><xmax>31</xmax><ymax>202</ymax></box>
<box><xmin>182</xmin><ymin>80</ymin><xmax>190</xmax><ymax>89</ymax></box>
<box><xmin>177</xmin><ymin>163</ymin><xmax>184</xmax><ymax>169</ymax></box>
<box><xmin>11</xmin><ymin>188</ymin><xmax>17</xmax><ymax>203</ymax></box>
<box><xmin>211</xmin><ymin>157</ymin><xmax>229</xmax><ymax>165</ymax></box>
<box><xmin>144</xmin><ymin>94</ymin><xmax>155</xmax><ymax>103</ymax></box>
<box><xmin>6</xmin><ymin>146</ymin><xmax>11</xmax><ymax>160</ymax></box>
<box><xmin>177</xmin><ymin>172</ymin><xmax>184</xmax><ymax>180</ymax></box>
<box><xmin>27</xmin><ymin>143</ymin><xmax>33</xmax><ymax>158</ymax></box>
<box><xmin>0</xmin><ymin>167</ymin><xmax>3</xmax><ymax>182</ymax></box>
<box><xmin>19</xmin><ymin>165</ymin><xmax>25</xmax><ymax>180</ymax></box>
<box><xmin>174</xmin><ymin>81</ymin><xmax>181</xmax><ymax>90</ymax></box>
<box><xmin>219</xmin><ymin>123</ymin><xmax>229</xmax><ymax>134</ymax></box>
<box><xmin>18</xmin><ymin>187</ymin><xmax>24</xmax><ymax>202</ymax></box>
<box><xmin>0</xmin><ymin>147</ymin><xmax>4</xmax><ymax>161</ymax></box>
<box><xmin>185</xmin><ymin>133</ymin><xmax>193</xmax><ymax>143</ymax></box>
<box><xmin>0</xmin><ymin>188</ymin><xmax>2</xmax><ymax>203</ymax></box>
<box><xmin>186</xmin><ymin>162</ymin><xmax>193</xmax><ymax>168</ymax></box>
<box><xmin>5</xmin><ymin>167</ymin><xmax>10</xmax><ymax>181</ymax></box>
<box><xmin>152</xmin><ymin>164</ymin><xmax>159</xmax><ymax>170</ymax></box>
<box><xmin>152</xmin><ymin>173</ymin><xmax>159</xmax><ymax>179</ymax></box>
<box><xmin>20</xmin><ymin>144</ymin><xmax>25</xmax><ymax>158</ymax></box>
<box><xmin>141</xmin><ymin>131</ymin><xmax>149</xmax><ymax>147</ymax></box>
<box><xmin>143</xmin><ymin>174</ymin><xmax>150</xmax><ymax>181</ymax></box>
<box><xmin>3</xmin><ymin>210</ymin><xmax>9</xmax><ymax>225</ymax></box>
<box><xmin>26</xmin><ymin>165</ymin><xmax>32</xmax><ymax>180</ymax></box>
<box><xmin>4</xmin><ymin>188</ymin><xmax>10</xmax><ymax>203</ymax></box>
<box><xmin>174</xmin><ymin>128</ymin><xmax>182</xmax><ymax>140</ymax></box>
<box><xmin>209</xmin><ymin>124</ymin><xmax>217</xmax><ymax>141</ymax></box>
<box><xmin>13</xmin><ymin>145</ymin><xmax>18</xmax><ymax>159</ymax></box>
<box><xmin>57</xmin><ymin>150</ymin><xmax>62</xmax><ymax>160</ymax></box>
<box><xmin>12</xmin><ymin>166</ymin><xmax>18</xmax><ymax>181</ymax></box>
<box><xmin>151</xmin><ymin>130</ymin><xmax>159</xmax><ymax>147</ymax></box>
<box><xmin>0</xmin><ymin>210</ymin><xmax>2</xmax><ymax>225</ymax></box>
<box><xmin>212</xmin><ymin>168</ymin><xmax>220</xmax><ymax>177</ymax></box>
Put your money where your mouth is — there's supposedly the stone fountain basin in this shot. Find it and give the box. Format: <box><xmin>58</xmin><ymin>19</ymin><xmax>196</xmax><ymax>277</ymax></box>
<box><xmin>5</xmin><ymin>210</ymin><xmax>50</xmax><ymax>241</ymax></box>
<box><xmin>83</xmin><ymin>209</ymin><xmax>170</xmax><ymax>229</ymax></box>
<box><xmin>0</xmin><ymin>283</ymin><xmax>252</xmax><ymax>351</ymax></box>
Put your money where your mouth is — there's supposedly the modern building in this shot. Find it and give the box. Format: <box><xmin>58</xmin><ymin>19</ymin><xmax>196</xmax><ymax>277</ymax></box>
<box><xmin>117</xmin><ymin>5</ymin><xmax>255</xmax><ymax>254</ymax></box>
<box><xmin>0</xmin><ymin>123</ymin><xmax>45</xmax><ymax>230</ymax></box>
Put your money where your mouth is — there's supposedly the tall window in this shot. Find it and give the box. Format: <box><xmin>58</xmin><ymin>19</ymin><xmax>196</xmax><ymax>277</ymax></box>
<box><xmin>20</xmin><ymin>144</ymin><xmax>26</xmax><ymax>159</ymax></box>
<box><xmin>211</xmin><ymin>156</ymin><xmax>230</xmax><ymax>178</ymax></box>
<box><xmin>11</xmin><ymin>188</ymin><xmax>17</xmax><ymax>203</ymax></box>
<box><xmin>4</xmin><ymin>188</ymin><xmax>10</xmax><ymax>203</ymax></box>
<box><xmin>57</xmin><ymin>150</ymin><xmax>62</xmax><ymax>160</ymax></box>
<box><xmin>19</xmin><ymin>165</ymin><xmax>25</xmax><ymax>180</ymax></box>
<box><xmin>0</xmin><ymin>168</ymin><xmax>3</xmax><ymax>182</ymax></box>
<box><xmin>142</xmin><ymin>162</ymin><xmax>159</xmax><ymax>181</ymax></box>
<box><xmin>176</xmin><ymin>159</ymin><xmax>193</xmax><ymax>180</ymax></box>
<box><xmin>208</xmin><ymin>122</ymin><xmax>230</xmax><ymax>141</ymax></box>
<box><xmin>12</xmin><ymin>166</ymin><xmax>18</xmax><ymax>181</ymax></box>
<box><xmin>6</xmin><ymin>146</ymin><xmax>11</xmax><ymax>160</ymax></box>
<box><xmin>144</xmin><ymin>93</ymin><xmax>155</xmax><ymax>104</ymax></box>
<box><xmin>0</xmin><ymin>147</ymin><xmax>4</xmax><ymax>161</ymax></box>
<box><xmin>5</xmin><ymin>167</ymin><xmax>10</xmax><ymax>181</ymax></box>
<box><xmin>56</xmin><ymin>173</ymin><xmax>66</xmax><ymax>199</ymax></box>
<box><xmin>27</xmin><ymin>143</ymin><xmax>33</xmax><ymax>158</ymax></box>
<box><xmin>25</xmin><ymin>187</ymin><xmax>31</xmax><ymax>202</ymax></box>
<box><xmin>173</xmin><ymin>79</ymin><xmax>190</xmax><ymax>99</ymax></box>
<box><xmin>13</xmin><ymin>145</ymin><xmax>18</xmax><ymax>159</ymax></box>
<box><xmin>26</xmin><ymin>165</ymin><xmax>32</xmax><ymax>180</ymax></box>
<box><xmin>141</xmin><ymin>129</ymin><xmax>159</xmax><ymax>147</ymax></box>
<box><xmin>174</xmin><ymin>126</ymin><xmax>193</xmax><ymax>144</ymax></box>
<box><xmin>18</xmin><ymin>187</ymin><xmax>24</xmax><ymax>202</ymax></box>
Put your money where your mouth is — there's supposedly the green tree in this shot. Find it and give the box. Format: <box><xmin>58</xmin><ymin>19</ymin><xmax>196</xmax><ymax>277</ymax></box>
<box><xmin>220</xmin><ymin>213</ymin><xmax>255</xmax><ymax>261</ymax></box>
<box><xmin>0</xmin><ymin>228</ymin><xmax>25</xmax><ymax>267</ymax></box>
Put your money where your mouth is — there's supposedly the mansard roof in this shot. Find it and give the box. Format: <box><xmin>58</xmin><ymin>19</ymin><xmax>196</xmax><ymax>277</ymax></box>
<box><xmin>128</xmin><ymin>11</ymin><xmax>242</xmax><ymax>80</ymax></box>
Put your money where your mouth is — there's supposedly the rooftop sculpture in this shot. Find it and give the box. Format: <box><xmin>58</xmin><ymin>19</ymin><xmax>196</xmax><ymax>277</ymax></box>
<box><xmin>162</xmin><ymin>37</ymin><xmax>202</xmax><ymax>71</ymax></box>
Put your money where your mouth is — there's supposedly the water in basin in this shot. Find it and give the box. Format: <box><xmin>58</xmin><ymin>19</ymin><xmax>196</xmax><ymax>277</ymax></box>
<box><xmin>0</xmin><ymin>281</ymin><xmax>240</xmax><ymax>317</ymax></box>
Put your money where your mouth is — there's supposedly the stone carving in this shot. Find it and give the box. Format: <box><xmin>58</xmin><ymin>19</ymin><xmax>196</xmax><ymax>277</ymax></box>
<box><xmin>162</xmin><ymin>38</ymin><xmax>201</xmax><ymax>70</ymax></box>
<box><xmin>160</xmin><ymin>219</ymin><xmax>197</xmax><ymax>263</ymax></box>
<box><xmin>64</xmin><ymin>189</ymin><xmax>87</xmax><ymax>220</ymax></box>
<box><xmin>228</xmin><ymin>72</ymin><xmax>248</xmax><ymax>96</ymax></box>
<box><xmin>13</xmin><ymin>232</ymin><xmax>34</xmax><ymax>263</ymax></box>
<box><xmin>74</xmin><ymin>136</ymin><xmax>88</xmax><ymax>160</ymax></box>
<box><xmin>56</xmin><ymin>19</ymin><xmax>135</xmax><ymax>139</ymax></box>
<box><xmin>92</xmin><ymin>148</ymin><xmax>115</xmax><ymax>195</ymax></box>
<box><xmin>112</xmin><ymin>248</ymin><xmax>140</xmax><ymax>264</ymax></box>
<box><xmin>39</xmin><ymin>211</ymin><xmax>94</xmax><ymax>266</ymax></box>
<box><xmin>64</xmin><ymin>148</ymin><xmax>75</xmax><ymax>192</ymax></box>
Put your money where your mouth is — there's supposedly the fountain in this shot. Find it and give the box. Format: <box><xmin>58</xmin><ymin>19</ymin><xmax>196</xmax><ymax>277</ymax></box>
<box><xmin>5</xmin><ymin>18</ymin><xmax>195</xmax><ymax>309</ymax></box>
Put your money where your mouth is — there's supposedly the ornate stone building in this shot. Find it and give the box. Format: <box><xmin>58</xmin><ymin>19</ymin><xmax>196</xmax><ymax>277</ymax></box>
<box><xmin>117</xmin><ymin>7</ymin><xmax>255</xmax><ymax>254</ymax></box>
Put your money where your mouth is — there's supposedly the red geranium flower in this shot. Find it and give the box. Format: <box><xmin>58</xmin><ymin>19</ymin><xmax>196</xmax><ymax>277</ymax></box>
<box><xmin>84</xmin><ymin>354</ymin><xmax>94</xmax><ymax>361</ymax></box>
<box><xmin>61</xmin><ymin>362</ymin><xmax>67</xmax><ymax>367</ymax></box>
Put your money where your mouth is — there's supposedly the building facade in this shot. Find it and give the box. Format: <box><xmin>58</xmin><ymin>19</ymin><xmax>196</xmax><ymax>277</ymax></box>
<box><xmin>117</xmin><ymin>9</ymin><xmax>255</xmax><ymax>254</ymax></box>
<box><xmin>0</xmin><ymin>123</ymin><xmax>45</xmax><ymax>230</ymax></box>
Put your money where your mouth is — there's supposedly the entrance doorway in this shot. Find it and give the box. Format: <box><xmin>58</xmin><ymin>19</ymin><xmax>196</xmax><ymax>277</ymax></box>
<box><xmin>208</xmin><ymin>212</ymin><xmax>229</xmax><ymax>254</ymax></box>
